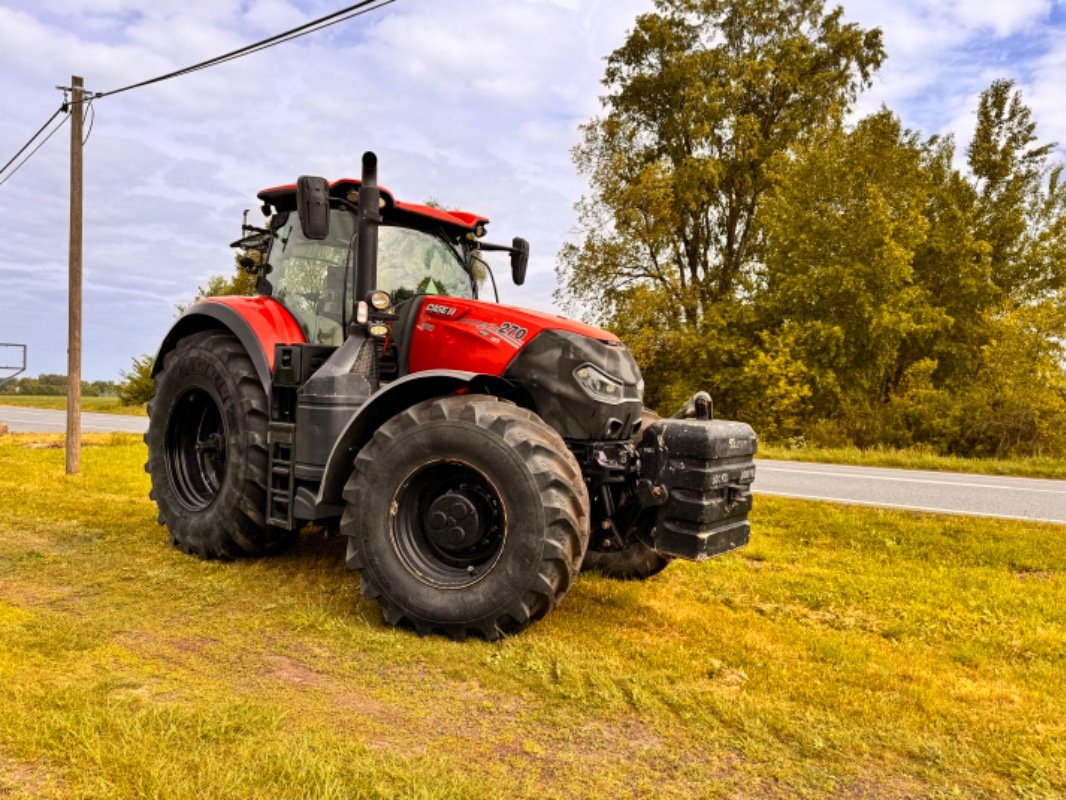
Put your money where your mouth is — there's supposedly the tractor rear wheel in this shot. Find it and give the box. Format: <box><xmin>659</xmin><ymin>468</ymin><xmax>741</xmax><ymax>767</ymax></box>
<box><xmin>146</xmin><ymin>331</ymin><xmax>294</xmax><ymax>559</ymax></box>
<box><xmin>582</xmin><ymin>407</ymin><xmax>672</xmax><ymax>580</ymax></box>
<box><xmin>342</xmin><ymin>395</ymin><xmax>589</xmax><ymax>641</ymax></box>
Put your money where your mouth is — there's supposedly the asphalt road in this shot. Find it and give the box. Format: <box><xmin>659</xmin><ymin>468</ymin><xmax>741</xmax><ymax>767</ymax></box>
<box><xmin>754</xmin><ymin>459</ymin><xmax>1066</xmax><ymax>524</ymax></box>
<box><xmin>0</xmin><ymin>405</ymin><xmax>149</xmax><ymax>434</ymax></box>
<box><xmin>4</xmin><ymin>405</ymin><xmax>1065</xmax><ymax>524</ymax></box>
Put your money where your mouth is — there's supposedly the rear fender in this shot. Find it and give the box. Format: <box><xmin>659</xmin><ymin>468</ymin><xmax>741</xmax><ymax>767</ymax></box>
<box><xmin>151</xmin><ymin>297</ymin><xmax>305</xmax><ymax>392</ymax></box>
<box><xmin>317</xmin><ymin>370</ymin><xmax>528</xmax><ymax>507</ymax></box>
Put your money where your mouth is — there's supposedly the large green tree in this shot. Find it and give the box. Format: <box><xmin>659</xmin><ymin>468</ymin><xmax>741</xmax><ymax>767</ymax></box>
<box><xmin>759</xmin><ymin>110</ymin><xmax>944</xmax><ymax>436</ymax></box>
<box><xmin>558</xmin><ymin>0</ymin><xmax>884</xmax><ymax>319</ymax></box>
<box><xmin>968</xmin><ymin>79</ymin><xmax>1065</xmax><ymax>300</ymax></box>
<box><xmin>557</xmin><ymin>0</ymin><xmax>884</xmax><ymax>414</ymax></box>
<box><xmin>756</xmin><ymin>85</ymin><xmax>1066</xmax><ymax>455</ymax></box>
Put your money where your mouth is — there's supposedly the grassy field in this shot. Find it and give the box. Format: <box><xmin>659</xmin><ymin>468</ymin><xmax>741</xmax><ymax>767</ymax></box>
<box><xmin>0</xmin><ymin>433</ymin><xmax>1063</xmax><ymax>799</ymax></box>
<box><xmin>759</xmin><ymin>442</ymin><xmax>1066</xmax><ymax>481</ymax></box>
<box><xmin>0</xmin><ymin>395</ymin><xmax>146</xmax><ymax>416</ymax></box>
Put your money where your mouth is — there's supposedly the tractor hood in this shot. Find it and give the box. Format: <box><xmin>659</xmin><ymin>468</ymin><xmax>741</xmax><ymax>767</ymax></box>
<box><xmin>485</xmin><ymin>302</ymin><xmax>619</xmax><ymax>344</ymax></box>
<box><xmin>405</xmin><ymin>296</ymin><xmax>620</xmax><ymax>377</ymax></box>
<box><xmin>404</xmin><ymin>296</ymin><xmax>642</xmax><ymax>440</ymax></box>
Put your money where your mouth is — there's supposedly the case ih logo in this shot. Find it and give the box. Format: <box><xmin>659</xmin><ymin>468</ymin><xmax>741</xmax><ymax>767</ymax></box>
<box><xmin>425</xmin><ymin>303</ymin><xmax>458</xmax><ymax>317</ymax></box>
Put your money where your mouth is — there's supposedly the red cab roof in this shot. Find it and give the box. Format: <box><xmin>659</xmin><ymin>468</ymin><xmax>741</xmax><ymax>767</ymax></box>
<box><xmin>257</xmin><ymin>178</ymin><xmax>490</xmax><ymax>235</ymax></box>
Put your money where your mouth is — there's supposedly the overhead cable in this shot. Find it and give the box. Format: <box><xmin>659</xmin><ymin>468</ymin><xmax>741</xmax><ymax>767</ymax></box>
<box><xmin>82</xmin><ymin>99</ymin><xmax>96</xmax><ymax>146</ymax></box>
<box><xmin>0</xmin><ymin>112</ymin><xmax>71</xmax><ymax>187</ymax></box>
<box><xmin>98</xmin><ymin>0</ymin><xmax>394</xmax><ymax>98</ymax></box>
<box><xmin>0</xmin><ymin>105</ymin><xmax>66</xmax><ymax>181</ymax></box>
<box><xmin>0</xmin><ymin>0</ymin><xmax>395</xmax><ymax>187</ymax></box>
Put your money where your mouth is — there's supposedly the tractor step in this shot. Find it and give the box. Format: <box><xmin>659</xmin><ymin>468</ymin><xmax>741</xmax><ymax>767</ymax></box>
<box><xmin>267</xmin><ymin>422</ymin><xmax>296</xmax><ymax>529</ymax></box>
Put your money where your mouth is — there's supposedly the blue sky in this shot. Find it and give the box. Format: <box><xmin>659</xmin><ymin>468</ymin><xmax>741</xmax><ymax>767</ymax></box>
<box><xmin>0</xmin><ymin>0</ymin><xmax>1064</xmax><ymax>380</ymax></box>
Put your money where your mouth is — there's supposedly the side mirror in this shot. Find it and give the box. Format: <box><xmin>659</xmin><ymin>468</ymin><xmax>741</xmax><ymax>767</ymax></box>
<box><xmin>296</xmin><ymin>175</ymin><xmax>330</xmax><ymax>240</ymax></box>
<box><xmin>510</xmin><ymin>237</ymin><xmax>529</xmax><ymax>286</ymax></box>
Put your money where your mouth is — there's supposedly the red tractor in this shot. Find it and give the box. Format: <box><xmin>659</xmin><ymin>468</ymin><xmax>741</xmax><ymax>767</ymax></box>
<box><xmin>146</xmin><ymin>152</ymin><xmax>756</xmax><ymax>640</ymax></box>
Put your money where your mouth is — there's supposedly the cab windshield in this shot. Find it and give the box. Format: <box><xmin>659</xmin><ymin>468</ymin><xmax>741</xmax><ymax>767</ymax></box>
<box><xmin>379</xmin><ymin>226</ymin><xmax>475</xmax><ymax>303</ymax></box>
<box><xmin>266</xmin><ymin>210</ymin><xmax>476</xmax><ymax>345</ymax></box>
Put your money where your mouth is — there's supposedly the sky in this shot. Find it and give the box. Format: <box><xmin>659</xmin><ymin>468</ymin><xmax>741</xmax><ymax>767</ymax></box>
<box><xmin>0</xmin><ymin>0</ymin><xmax>1064</xmax><ymax>380</ymax></box>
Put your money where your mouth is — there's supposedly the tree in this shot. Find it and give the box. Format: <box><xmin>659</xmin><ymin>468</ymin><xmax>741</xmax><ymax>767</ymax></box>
<box><xmin>557</xmin><ymin>0</ymin><xmax>884</xmax><ymax>419</ymax></box>
<box><xmin>759</xmin><ymin>110</ymin><xmax>944</xmax><ymax>427</ymax></box>
<box><xmin>116</xmin><ymin>355</ymin><xmax>155</xmax><ymax>406</ymax></box>
<box><xmin>558</xmin><ymin>0</ymin><xmax>885</xmax><ymax>326</ymax></box>
<box><xmin>967</xmin><ymin>79</ymin><xmax>1064</xmax><ymax>300</ymax></box>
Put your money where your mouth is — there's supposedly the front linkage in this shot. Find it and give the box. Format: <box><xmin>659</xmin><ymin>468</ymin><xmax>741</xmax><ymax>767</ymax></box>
<box><xmin>574</xmin><ymin>393</ymin><xmax>757</xmax><ymax>570</ymax></box>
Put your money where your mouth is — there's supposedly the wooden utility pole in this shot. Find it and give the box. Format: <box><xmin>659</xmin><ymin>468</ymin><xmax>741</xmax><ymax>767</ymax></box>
<box><xmin>65</xmin><ymin>76</ymin><xmax>83</xmax><ymax>475</ymax></box>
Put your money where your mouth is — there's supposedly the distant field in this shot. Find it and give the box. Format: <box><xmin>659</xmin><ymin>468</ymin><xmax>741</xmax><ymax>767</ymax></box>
<box><xmin>0</xmin><ymin>433</ymin><xmax>1063</xmax><ymax>799</ymax></box>
<box><xmin>0</xmin><ymin>395</ymin><xmax>147</xmax><ymax>416</ymax></box>
<box><xmin>759</xmin><ymin>442</ymin><xmax>1066</xmax><ymax>481</ymax></box>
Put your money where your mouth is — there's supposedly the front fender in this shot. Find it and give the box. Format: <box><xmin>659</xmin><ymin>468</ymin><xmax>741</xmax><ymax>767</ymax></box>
<box><xmin>316</xmin><ymin>370</ymin><xmax>524</xmax><ymax>507</ymax></box>
<box><xmin>152</xmin><ymin>297</ymin><xmax>305</xmax><ymax>392</ymax></box>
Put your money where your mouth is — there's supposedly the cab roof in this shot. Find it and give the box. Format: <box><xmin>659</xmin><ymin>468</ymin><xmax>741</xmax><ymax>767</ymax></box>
<box><xmin>257</xmin><ymin>178</ymin><xmax>490</xmax><ymax>236</ymax></box>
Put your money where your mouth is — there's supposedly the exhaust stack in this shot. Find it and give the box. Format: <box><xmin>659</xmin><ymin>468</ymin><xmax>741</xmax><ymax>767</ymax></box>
<box><xmin>354</xmin><ymin>151</ymin><xmax>381</xmax><ymax>308</ymax></box>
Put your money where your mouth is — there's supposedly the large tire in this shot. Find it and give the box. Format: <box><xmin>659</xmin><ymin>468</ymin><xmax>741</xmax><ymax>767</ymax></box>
<box><xmin>581</xmin><ymin>407</ymin><xmax>672</xmax><ymax>580</ymax></box>
<box><xmin>146</xmin><ymin>330</ymin><xmax>294</xmax><ymax>559</ymax></box>
<box><xmin>342</xmin><ymin>395</ymin><xmax>589</xmax><ymax>641</ymax></box>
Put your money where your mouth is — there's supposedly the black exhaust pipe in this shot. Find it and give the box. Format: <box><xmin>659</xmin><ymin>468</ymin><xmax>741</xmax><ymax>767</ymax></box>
<box><xmin>354</xmin><ymin>151</ymin><xmax>381</xmax><ymax>308</ymax></box>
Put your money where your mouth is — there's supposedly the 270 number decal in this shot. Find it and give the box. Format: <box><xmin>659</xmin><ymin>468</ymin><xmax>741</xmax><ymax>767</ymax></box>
<box><xmin>498</xmin><ymin>322</ymin><xmax>528</xmax><ymax>341</ymax></box>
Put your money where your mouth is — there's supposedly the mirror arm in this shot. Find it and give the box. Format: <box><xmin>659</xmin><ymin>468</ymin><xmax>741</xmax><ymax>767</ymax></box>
<box><xmin>475</xmin><ymin>241</ymin><xmax>520</xmax><ymax>254</ymax></box>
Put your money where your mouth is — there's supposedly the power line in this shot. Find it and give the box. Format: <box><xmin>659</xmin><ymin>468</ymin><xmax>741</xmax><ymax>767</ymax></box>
<box><xmin>0</xmin><ymin>105</ymin><xmax>65</xmax><ymax>180</ymax></box>
<box><xmin>0</xmin><ymin>112</ymin><xmax>70</xmax><ymax>188</ymax></box>
<box><xmin>98</xmin><ymin>0</ymin><xmax>394</xmax><ymax>98</ymax></box>
<box><xmin>0</xmin><ymin>0</ymin><xmax>394</xmax><ymax>187</ymax></box>
<box><xmin>0</xmin><ymin>0</ymin><xmax>395</xmax><ymax>188</ymax></box>
<box><xmin>82</xmin><ymin>99</ymin><xmax>96</xmax><ymax>146</ymax></box>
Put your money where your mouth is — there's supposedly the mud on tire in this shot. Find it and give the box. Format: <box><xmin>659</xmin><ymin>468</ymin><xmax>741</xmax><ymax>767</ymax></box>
<box><xmin>342</xmin><ymin>394</ymin><xmax>590</xmax><ymax>641</ymax></box>
<box><xmin>145</xmin><ymin>330</ymin><xmax>294</xmax><ymax>559</ymax></box>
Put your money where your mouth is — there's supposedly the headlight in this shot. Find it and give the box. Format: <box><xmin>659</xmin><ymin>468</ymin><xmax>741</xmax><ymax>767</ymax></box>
<box><xmin>573</xmin><ymin>363</ymin><xmax>624</xmax><ymax>402</ymax></box>
<box><xmin>368</xmin><ymin>290</ymin><xmax>392</xmax><ymax>310</ymax></box>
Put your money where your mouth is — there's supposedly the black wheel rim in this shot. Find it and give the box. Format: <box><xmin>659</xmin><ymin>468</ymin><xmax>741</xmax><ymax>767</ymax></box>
<box><xmin>391</xmin><ymin>460</ymin><xmax>506</xmax><ymax>587</ymax></box>
<box><xmin>165</xmin><ymin>386</ymin><xmax>227</xmax><ymax>510</ymax></box>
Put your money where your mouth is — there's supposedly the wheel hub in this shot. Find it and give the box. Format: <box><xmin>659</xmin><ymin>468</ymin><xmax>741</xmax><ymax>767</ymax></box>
<box><xmin>391</xmin><ymin>461</ymin><xmax>506</xmax><ymax>584</ymax></box>
<box><xmin>164</xmin><ymin>386</ymin><xmax>227</xmax><ymax>511</ymax></box>
<box><xmin>425</xmin><ymin>492</ymin><xmax>481</xmax><ymax>550</ymax></box>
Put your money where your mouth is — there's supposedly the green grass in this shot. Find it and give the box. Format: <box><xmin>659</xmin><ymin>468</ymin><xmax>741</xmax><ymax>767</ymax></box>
<box><xmin>0</xmin><ymin>395</ymin><xmax>147</xmax><ymax>416</ymax></box>
<box><xmin>760</xmin><ymin>442</ymin><xmax>1066</xmax><ymax>480</ymax></box>
<box><xmin>0</xmin><ymin>433</ymin><xmax>1063</xmax><ymax>798</ymax></box>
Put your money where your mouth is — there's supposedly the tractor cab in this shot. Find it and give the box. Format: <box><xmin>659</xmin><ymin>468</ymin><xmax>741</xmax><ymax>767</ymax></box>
<box><xmin>244</xmin><ymin>177</ymin><xmax>521</xmax><ymax>351</ymax></box>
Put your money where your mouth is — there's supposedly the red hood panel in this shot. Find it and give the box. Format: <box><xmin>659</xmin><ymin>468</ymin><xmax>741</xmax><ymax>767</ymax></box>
<box><xmin>406</xmin><ymin>297</ymin><xmax>618</xmax><ymax>376</ymax></box>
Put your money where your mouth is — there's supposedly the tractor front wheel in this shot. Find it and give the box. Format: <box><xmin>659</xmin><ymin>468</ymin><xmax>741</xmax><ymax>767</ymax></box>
<box><xmin>146</xmin><ymin>331</ymin><xmax>293</xmax><ymax>559</ymax></box>
<box><xmin>342</xmin><ymin>395</ymin><xmax>590</xmax><ymax>640</ymax></box>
